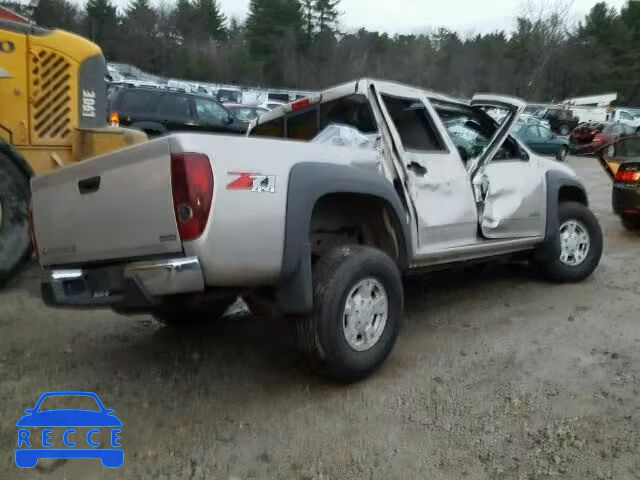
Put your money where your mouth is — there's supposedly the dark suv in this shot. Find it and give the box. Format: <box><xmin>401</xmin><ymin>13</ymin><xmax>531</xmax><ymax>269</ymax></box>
<box><xmin>533</xmin><ymin>108</ymin><xmax>579</xmax><ymax>136</ymax></box>
<box><xmin>107</xmin><ymin>87</ymin><xmax>246</xmax><ymax>136</ymax></box>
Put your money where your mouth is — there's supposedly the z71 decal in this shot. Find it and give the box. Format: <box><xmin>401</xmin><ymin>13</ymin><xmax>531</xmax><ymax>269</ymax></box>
<box><xmin>227</xmin><ymin>172</ymin><xmax>276</xmax><ymax>193</ymax></box>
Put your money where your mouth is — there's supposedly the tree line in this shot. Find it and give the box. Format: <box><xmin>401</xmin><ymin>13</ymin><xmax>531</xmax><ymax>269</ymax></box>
<box><xmin>2</xmin><ymin>0</ymin><xmax>639</xmax><ymax>104</ymax></box>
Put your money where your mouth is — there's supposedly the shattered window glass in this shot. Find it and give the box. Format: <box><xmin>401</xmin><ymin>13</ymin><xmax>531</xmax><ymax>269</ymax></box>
<box><xmin>435</xmin><ymin>104</ymin><xmax>522</xmax><ymax>162</ymax></box>
<box><xmin>311</xmin><ymin>124</ymin><xmax>377</xmax><ymax>149</ymax></box>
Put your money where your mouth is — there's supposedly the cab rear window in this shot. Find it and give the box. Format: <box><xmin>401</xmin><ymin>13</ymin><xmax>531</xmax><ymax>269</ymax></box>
<box><xmin>250</xmin><ymin>94</ymin><xmax>377</xmax><ymax>140</ymax></box>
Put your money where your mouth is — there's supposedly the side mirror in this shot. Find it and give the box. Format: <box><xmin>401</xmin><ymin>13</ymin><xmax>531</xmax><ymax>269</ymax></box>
<box><xmin>226</xmin><ymin>113</ymin><xmax>234</xmax><ymax>125</ymax></box>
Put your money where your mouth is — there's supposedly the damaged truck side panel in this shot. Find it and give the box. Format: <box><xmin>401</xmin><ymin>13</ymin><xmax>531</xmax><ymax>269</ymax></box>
<box><xmin>31</xmin><ymin>78</ymin><xmax>604</xmax><ymax>382</ymax></box>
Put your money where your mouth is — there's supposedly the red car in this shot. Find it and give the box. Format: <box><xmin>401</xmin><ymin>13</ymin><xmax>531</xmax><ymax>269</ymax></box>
<box><xmin>570</xmin><ymin>121</ymin><xmax>637</xmax><ymax>155</ymax></box>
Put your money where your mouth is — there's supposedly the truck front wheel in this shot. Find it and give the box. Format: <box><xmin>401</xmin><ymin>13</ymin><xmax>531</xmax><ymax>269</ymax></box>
<box><xmin>295</xmin><ymin>246</ymin><xmax>403</xmax><ymax>382</ymax></box>
<box><xmin>0</xmin><ymin>153</ymin><xmax>32</xmax><ymax>286</ymax></box>
<box><xmin>535</xmin><ymin>202</ymin><xmax>603</xmax><ymax>282</ymax></box>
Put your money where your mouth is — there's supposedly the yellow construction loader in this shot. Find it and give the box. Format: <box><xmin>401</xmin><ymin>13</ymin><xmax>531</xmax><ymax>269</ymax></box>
<box><xmin>0</xmin><ymin>18</ymin><xmax>146</xmax><ymax>284</ymax></box>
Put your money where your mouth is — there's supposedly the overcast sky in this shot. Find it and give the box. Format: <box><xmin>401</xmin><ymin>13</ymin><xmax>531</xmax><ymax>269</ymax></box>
<box><xmin>105</xmin><ymin>0</ymin><xmax>629</xmax><ymax>34</ymax></box>
<box><xmin>213</xmin><ymin>0</ymin><xmax>628</xmax><ymax>34</ymax></box>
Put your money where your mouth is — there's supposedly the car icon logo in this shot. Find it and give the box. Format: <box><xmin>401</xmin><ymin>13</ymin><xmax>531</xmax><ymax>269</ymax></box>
<box><xmin>16</xmin><ymin>391</ymin><xmax>123</xmax><ymax>468</ymax></box>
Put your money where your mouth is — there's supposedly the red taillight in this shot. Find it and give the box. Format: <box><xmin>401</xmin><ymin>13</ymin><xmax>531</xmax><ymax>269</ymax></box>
<box><xmin>614</xmin><ymin>169</ymin><xmax>640</xmax><ymax>183</ymax></box>
<box><xmin>292</xmin><ymin>98</ymin><xmax>310</xmax><ymax>111</ymax></box>
<box><xmin>170</xmin><ymin>153</ymin><xmax>213</xmax><ymax>241</ymax></box>
<box><xmin>593</xmin><ymin>134</ymin><xmax>606</xmax><ymax>144</ymax></box>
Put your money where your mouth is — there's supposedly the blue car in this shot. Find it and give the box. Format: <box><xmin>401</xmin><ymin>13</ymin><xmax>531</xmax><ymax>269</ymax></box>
<box><xmin>16</xmin><ymin>391</ymin><xmax>123</xmax><ymax>468</ymax></box>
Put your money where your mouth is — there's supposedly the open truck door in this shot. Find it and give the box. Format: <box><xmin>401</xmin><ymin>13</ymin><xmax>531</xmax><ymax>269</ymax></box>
<box><xmin>597</xmin><ymin>136</ymin><xmax>640</xmax><ymax>228</ymax></box>
<box><xmin>596</xmin><ymin>137</ymin><xmax>640</xmax><ymax>180</ymax></box>
<box><xmin>469</xmin><ymin>95</ymin><xmax>546</xmax><ymax>239</ymax></box>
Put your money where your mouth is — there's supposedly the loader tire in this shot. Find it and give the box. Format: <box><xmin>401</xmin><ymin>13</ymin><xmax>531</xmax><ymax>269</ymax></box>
<box><xmin>0</xmin><ymin>153</ymin><xmax>32</xmax><ymax>286</ymax></box>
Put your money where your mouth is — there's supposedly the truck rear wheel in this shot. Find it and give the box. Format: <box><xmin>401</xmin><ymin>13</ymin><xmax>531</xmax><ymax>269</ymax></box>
<box><xmin>295</xmin><ymin>246</ymin><xmax>403</xmax><ymax>382</ymax></box>
<box><xmin>535</xmin><ymin>202</ymin><xmax>603</xmax><ymax>282</ymax></box>
<box><xmin>0</xmin><ymin>154</ymin><xmax>32</xmax><ymax>286</ymax></box>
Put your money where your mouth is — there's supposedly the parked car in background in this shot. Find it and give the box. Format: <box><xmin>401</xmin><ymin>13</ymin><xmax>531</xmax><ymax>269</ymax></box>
<box><xmin>106</xmin><ymin>65</ymin><xmax>124</xmax><ymax>83</ymax></box>
<box><xmin>520</xmin><ymin>113</ymin><xmax>551</xmax><ymax>128</ymax></box>
<box><xmin>216</xmin><ymin>88</ymin><xmax>243</xmax><ymax>104</ymax></box>
<box><xmin>570</xmin><ymin>122</ymin><xmax>636</xmax><ymax>155</ymax></box>
<box><xmin>533</xmin><ymin>107</ymin><xmax>579</xmax><ymax>136</ymax></box>
<box><xmin>514</xmin><ymin>121</ymin><xmax>570</xmax><ymax>161</ymax></box>
<box><xmin>167</xmin><ymin>80</ymin><xmax>193</xmax><ymax>93</ymax></box>
<box><xmin>224</xmin><ymin>104</ymin><xmax>269</xmax><ymax>127</ymax></box>
<box><xmin>108</xmin><ymin>86</ymin><xmax>245</xmax><ymax>137</ymax></box>
<box><xmin>597</xmin><ymin>136</ymin><xmax>640</xmax><ymax>230</ymax></box>
<box><xmin>196</xmin><ymin>84</ymin><xmax>214</xmax><ymax>96</ymax></box>
<box><xmin>612</xmin><ymin>109</ymin><xmax>640</xmax><ymax>132</ymax></box>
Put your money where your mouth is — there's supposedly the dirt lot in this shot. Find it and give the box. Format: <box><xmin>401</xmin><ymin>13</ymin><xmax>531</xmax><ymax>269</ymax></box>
<box><xmin>1</xmin><ymin>156</ymin><xmax>639</xmax><ymax>480</ymax></box>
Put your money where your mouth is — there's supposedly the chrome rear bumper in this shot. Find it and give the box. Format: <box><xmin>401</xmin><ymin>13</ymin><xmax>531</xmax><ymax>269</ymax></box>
<box><xmin>43</xmin><ymin>257</ymin><xmax>205</xmax><ymax>308</ymax></box>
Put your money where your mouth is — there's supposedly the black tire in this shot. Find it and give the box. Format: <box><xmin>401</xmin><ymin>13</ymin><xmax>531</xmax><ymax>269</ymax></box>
<box><xmin>621</xmin><ymin>215</ymin><xmax>640</xmax><ymax>231</ymax></box>
<box><xmin>0</xmin><ymin>153</ymin><xmax>32</xmax><ymax>286</ymax></box>
<box><xmin>152</xmin><ymin>295</ymin><xmax>237</xmax><ymax>328</ymax></box>
<box><xmin>558</xmin><ymin>124</ymin><xmax>571</xmax><ymax>136</ymax></box>
<box><xmin>294</xmin><ymin>245</ymin><xmax>403</xmax><ymax>383</ymax></box>
<box><xmin>556</xmin><ymin>146</ymin><xmax>569</xmax><ymax>162</ymax></box>
<box><xmin>536</xmin><ymin>202</ymin><xmax>603</xmax><ymax>282</ymax></box>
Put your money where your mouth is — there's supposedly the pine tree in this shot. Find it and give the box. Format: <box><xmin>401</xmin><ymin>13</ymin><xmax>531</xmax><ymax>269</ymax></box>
<box><xmin>192</xmin><ymin>0</ymin><xmax>226</xmax><ymax>41</ymax></box>
<box><xmin>300</xmin><ymin>0</ymin><xmax>315</xmax><ymax>43</ymax></box>
<box><xmin>174</xmin><ymin>0</ymin><xmax>194</xmax><ymax>40</ymax></box>
<box><xmin>33</xmin><ymin>0</ymin><xmax>80</xmax><ymax>32</ymax></box>
<box><xmin>124</xmin><ymin>0</ymin><xmax>155</xmax><ymax>31</ymax></box>
<box><xmin>85</xmin><ymin>0</ymin><xmax>118</xmax><ymax>57</ymax></box>
<box><xmin>121</xmin><ymin>0</ymin><xmax>158</xmax><ymax>71</ymax></box>
<box><xmin>246</xmin><ymin>0</ymin><xmax>303</xmax><ymax>63</ymax></box>
<box><xmin>313</xmin><ymin>0</ymin><xmax>339</xmax><ymax>35</ymax></box>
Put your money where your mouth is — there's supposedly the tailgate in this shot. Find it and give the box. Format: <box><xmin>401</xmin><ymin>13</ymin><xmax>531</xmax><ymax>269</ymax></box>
<box><xmin>32</xmin><ymin>138</ymin><xmax>182</xmax><ymax>266</ymax></box>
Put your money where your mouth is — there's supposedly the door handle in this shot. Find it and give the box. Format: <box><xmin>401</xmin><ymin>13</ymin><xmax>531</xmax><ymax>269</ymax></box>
<box><xmin>408</xmin><ymin>162</ymin><xmax>428</xmax><ymax>176</ymax></box>
<box><xmin>78</xmin><ymin>176</ymin><xmax>101</xmax><ymax>195</ymax></box>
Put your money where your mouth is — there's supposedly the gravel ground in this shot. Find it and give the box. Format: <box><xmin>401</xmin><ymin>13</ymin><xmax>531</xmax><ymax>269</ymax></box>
<box><xmin>1</xmin><ymin>156</ymin><xmax>639</xmax><ymax>480</ymax></box>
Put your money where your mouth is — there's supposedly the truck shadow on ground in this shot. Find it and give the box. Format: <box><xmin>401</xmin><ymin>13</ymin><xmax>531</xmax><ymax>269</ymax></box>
<box><xmin>99</xmin><ymin>263</ymin><xmax>539</xmax><ymax>390</ymax></box>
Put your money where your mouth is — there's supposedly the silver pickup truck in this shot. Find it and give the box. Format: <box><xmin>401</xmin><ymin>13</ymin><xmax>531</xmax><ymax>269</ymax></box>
<box><xmin>31</xmin><ymin>79</ymin><xmax>603</xmax><ymax>382</ymax></box>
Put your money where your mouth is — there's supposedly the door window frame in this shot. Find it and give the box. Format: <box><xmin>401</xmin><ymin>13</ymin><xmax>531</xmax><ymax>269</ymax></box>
<box><xmin>378</xmin><ymin>93</ymin><xmax>449</xmax><ymax>155</ymax></box>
